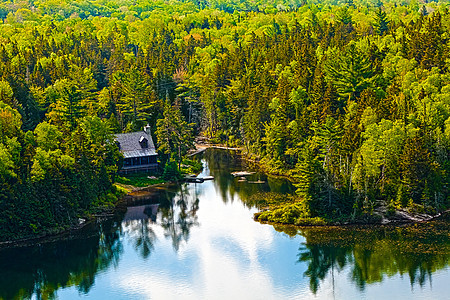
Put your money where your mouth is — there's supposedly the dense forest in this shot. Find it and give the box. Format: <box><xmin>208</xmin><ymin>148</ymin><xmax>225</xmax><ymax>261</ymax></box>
<box><xmin>0</xmin><ymin>0</ymin><xmax>449</xmax><ymax>240</ymax></box>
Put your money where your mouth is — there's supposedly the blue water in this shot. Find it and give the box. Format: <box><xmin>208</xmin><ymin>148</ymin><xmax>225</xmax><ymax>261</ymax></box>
<box><xmin>1</xmin><ymin>149</ymin><xmax>448</xmax><ymax>300</ymax></box>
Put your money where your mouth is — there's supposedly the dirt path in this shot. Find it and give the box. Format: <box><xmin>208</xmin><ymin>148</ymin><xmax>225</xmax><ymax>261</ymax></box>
<box><xmin>187</xmin><ymin>143</ymin><xmax>243</xmax><ymax>157</ymax></box>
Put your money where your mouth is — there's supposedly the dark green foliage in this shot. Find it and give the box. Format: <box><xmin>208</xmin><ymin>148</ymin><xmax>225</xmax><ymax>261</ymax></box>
<box><xmin>0</xmin><ymin>102</ymin><xmax>121</xmax><ymax>241</ymax></box>
<box><xmin>162</xmin><ymin>161</ymin><xmax>182</xmax><ymax>182</ymax></box>
<box><xmin>156</xmin><ymin>99</ymin><xmax>195</xmax><ymax>170</ymax></box>
<box><xmin>374</xmin><ymin>8</ymin><xmax>390</xmax><ymax>36</ymax></box>
<box><xmin>324</xmin><ymin>42</ymin><xmax>375</xmax><ymax>102</ymax></box>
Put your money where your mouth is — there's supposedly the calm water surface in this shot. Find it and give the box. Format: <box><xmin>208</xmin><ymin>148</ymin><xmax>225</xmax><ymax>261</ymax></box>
<box><xmin>0</xmin><ymin>149</ymin><xmax>449</xmax><ymax>300</ymax></box>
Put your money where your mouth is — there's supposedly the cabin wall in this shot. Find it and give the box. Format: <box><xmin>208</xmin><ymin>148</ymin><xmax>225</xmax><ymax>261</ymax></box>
<box><xmin>121</xmin><ymin>155</ymin><xmax>159</xmax><ymax>174</ymax></box>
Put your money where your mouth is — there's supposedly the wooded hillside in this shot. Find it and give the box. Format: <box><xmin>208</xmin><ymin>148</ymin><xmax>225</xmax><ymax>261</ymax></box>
<box><xmin>0</xmin><ymin>0</ymin><xmax>449</xmax><ymax>238</ymax></box>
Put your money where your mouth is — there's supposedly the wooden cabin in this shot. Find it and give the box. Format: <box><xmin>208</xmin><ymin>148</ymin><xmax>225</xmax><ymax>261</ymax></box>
<box><xmin>115</xmin><ymin>125</ymin><xmax>158</xmax><ymax>173</ymax></box>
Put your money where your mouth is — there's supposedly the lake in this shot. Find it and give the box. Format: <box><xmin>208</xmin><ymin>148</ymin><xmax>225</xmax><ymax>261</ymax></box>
<box><xmin>0</xmin><ymin>149</ymin><xmax>448</xmax><ymax>300</ymax></box>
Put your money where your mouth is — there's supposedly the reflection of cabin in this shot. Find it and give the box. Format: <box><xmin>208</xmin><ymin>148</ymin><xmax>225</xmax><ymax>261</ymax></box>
<box><xmin>123</xmin><ymin>204</ymin><xmax>159</xmax><ymax>222</ymax></box>
<box><xmin>115</xmin><ymin>125</ymin><xmax>158</xmax><ymax>173</ymax></box>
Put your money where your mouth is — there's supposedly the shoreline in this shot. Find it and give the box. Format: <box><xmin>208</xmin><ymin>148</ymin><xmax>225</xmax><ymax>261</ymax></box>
<box><xmin>0</xmin><ymin>219</ymin><xmax>97</xmax><ymax>250</ymax></box>
<box><xmin>0</xmin><ymin>159</ymin><xmax>200</xmax><ymax>250</ymax></box>
<box><xmin>255</xmin><ymin>209</ymin><xmax>450</xmax><ymax>228</ymax></box>
<box><xmin>195</xmin><ymin>143</ymin><xmax>448</xmax><ymax>227</ymax></box>
<box><xmin>2</xmin><ymin>146</ymin><xmax>447</xmax><ymax>249</ymax></box>
<box><xmin>0</xmin><ymin>182</ymin><xmax>169</xmax><ymax>250</ymax></box>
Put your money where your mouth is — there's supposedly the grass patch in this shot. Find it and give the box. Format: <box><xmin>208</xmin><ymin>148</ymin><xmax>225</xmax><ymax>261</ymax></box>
<box><xmin>115</xmin><ymin>173</ymin><xmax>166</xmax><ymax>187</ymax></box>
<box><xmin>114</xmin><ymin>183</ymin><xmax>131</xmax><ymax>194</ymax></box>
<box><xmin>180</xmin><ymin>159</ymin><xmax>203</xmax><ymax>175</ymax></box>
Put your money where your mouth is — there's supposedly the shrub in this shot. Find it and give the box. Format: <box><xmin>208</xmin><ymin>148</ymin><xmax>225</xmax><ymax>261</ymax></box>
<box><xmin>181</xmin><ymin>158</ymin><xmax>203</xmax><ymax>174</ymax></box>
<box><xmin>162</xmin><ymin>161</ymin><xmax>182</xmax><ymax>181</ymax></box>
<box><xmin>255</xmin><ymin>203</ymin><xmax>308</xmax><ymax>224</ymax></box>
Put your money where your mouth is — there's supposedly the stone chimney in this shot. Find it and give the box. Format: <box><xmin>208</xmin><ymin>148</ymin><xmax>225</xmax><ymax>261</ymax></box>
<box><xmin>144</xmin><ymin>124</ymin><xmax>151</xmax><ymax>135</ymax></box>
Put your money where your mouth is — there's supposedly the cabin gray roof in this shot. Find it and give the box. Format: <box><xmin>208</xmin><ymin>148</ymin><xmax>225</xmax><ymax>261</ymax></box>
<box><xmin>115</xmin><ymin>130</ymin><xmax>158</xmax><ymax>159</ymax></box>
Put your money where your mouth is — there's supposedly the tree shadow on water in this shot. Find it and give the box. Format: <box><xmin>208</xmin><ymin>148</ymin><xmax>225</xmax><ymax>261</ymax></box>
<box><xmin>122</xmin><ymin>218</ymin><xmax>157</xmax><ymax>259</ymax></box>
<box><xmin>296</xmin><ymin>222</ymin><xmax>450</xmax><ymax>294</ymax></box>
<box><xmin>159</xmin><ymin>183</ymin><xmax>199</xmax><ymax>252</ymax></box>
<box><xmin>0</xmin><ymin>219</ymin><xmax>122</xmax><ymax>299</ymax></box>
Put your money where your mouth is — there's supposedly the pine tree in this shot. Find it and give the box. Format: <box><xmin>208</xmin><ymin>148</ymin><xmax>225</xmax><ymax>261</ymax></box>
<box><xmin>374</xmin><ymin>8</ymin><xmax>389</xmax><ymax>36</ymax></box>
<box><xmin>324</xmin><ymin>42</ymin><xmax>374</xmax><ymax>103</ymax></box>
<box><xmin>156</xmin><ymin>98</ymin><xmax>194</xmax><ymax>170</ymax></box>
<box><xmin>312</xmin><ymin>117</ymin><xmax>343</xmax><ymax>210</ymax></box>
<box><xmin>400</xmin><ymin>135</ymin><xmax>431</xmax><ymax>205</ymax></box>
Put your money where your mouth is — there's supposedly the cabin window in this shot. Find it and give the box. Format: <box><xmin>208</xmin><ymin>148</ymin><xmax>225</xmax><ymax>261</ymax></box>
<box><xmin>124</xmin><ymin>158</ymin><xmax>132</xmax><ymax>166</ymax></box>
<box><xmin>139</xmin><ymin>136</ymin><xmax>148</xmax><ymax>148</ymax></box>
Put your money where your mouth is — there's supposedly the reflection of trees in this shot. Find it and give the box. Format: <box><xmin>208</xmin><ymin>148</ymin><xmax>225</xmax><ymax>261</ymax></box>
<box><xmin>159</xmin><ymin>183</ymin><xmax>199</xmax><ymax>251</ymax></box>
<box><xmin>0</xmin><ymin>219</ymin><xmax>122</xmax><ymax>299</ymax></box>
<box><xmin>121</xmin><ymin>182</ymin><xmax>200</xmax><ymax>256</ymax></box>
<box><xmin>298</xmin><ymin>244</ymin><xmax>350</xmax><ymax>293</ymax></box>
<box><xmin>296</xmin><ymin>221</ymin><xmax>450</xmax><ymax>294</ymax></box>
<box><xmin>203</xmin><ymin>148</ymin><xmax>242</xmax><ymax>203</ymax></box>
<box><xmin>123</xmin><ymin>218</ymin><xmax>157</xmax><ymax>259</ymax></box>
<box><xmin>202</xmin><ymin>148</ymin><xmax>294</xmax><ymax>206</ymax></box>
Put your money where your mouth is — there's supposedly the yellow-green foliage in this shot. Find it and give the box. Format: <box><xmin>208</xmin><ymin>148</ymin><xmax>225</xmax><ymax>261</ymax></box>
<box><xmin>180</xmin><ymin>159</ymin><xmax>203</xmax><ymax>174</ymax></box>
<box><xmin>0</xmin><ymin>0</ymin><xmax>449</xmax><ymax>241</ymax></box>
<box><xmin>256</xmin><ymin>204</ymin><xmax>328</xmax><ymax>226</ymax></box>
<box><xmin>257</xmin><ymin>203</ymin><xmax>309</xmax><ymax>224</ymax></box>
<box><xmin>114</xmin><ymin>183</ymin><xmax>131</xmax><ymax>195</ymax></box>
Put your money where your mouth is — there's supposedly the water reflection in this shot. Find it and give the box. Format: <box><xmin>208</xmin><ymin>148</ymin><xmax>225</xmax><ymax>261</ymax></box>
<box><xmin>159</xmin><ymin>183</ymin><xmax>199</xmax><ymax>252</ymax></box>
<box><xmin>295</xmin><ymin>221</ymin><xmax>450</xmax><ymax>294</ymax></box>
<box><xmin>122</xmin><ymin>202</ymin><xmax>159</xmax><ymax>259</ymax></box>
<box><xmin>202</xmin><ymin>149</ymin><xmax>294</xmax><ymax>206</ymax></box>
<box><xmin>0</xmin><ymin>220</ymin><xmax>122</xmax><ymax>299</ymax></box>
<box><xmin>0</xmin><ymin>149</ymin><xmax>448</xmax><ymax>299</ymax></box>
<box><xmin>122</xmin><ymin>183</ymin><xmax>200</xmax><ymax>257</ymax></box>
<box><xmin>123</xmin><ymin>219</ymin><xmax>157</xmax><ymax>259</ymax></box>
